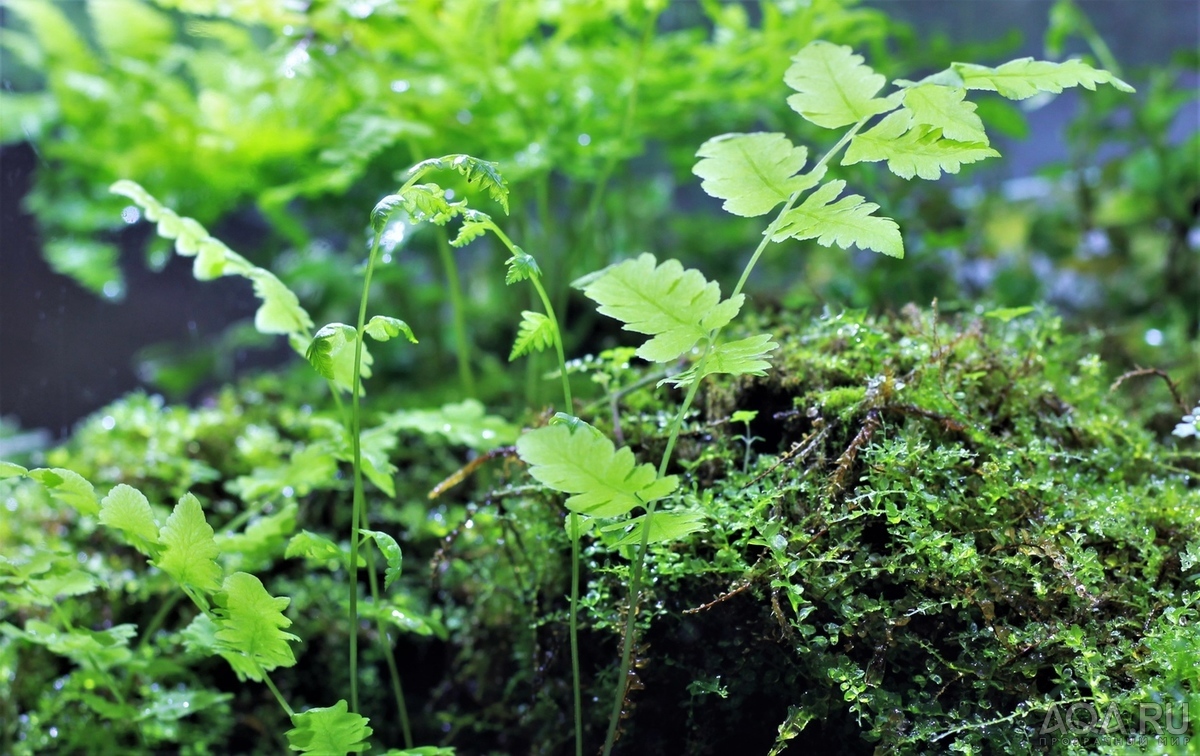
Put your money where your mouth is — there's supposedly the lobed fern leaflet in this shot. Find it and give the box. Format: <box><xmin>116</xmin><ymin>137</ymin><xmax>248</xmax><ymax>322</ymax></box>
<box><xmin>577</xmin><ymin>253</ymin><xmax>743</xmax><ymax>363</ymax></box>
<box><xmin>359</xmin><ymin>530</ymin><xmax>403</xmax><ymax>591</ymax></box>
<box><xmin>286</xmin><ymin>699</ymin><xmax>374</xmax><ymax>755</ymax></box>
<box><xmin>510</xmin><ymin>310</ymin><xmax>556</xmax><ymax>361</ymax></box>
<box><xmin>692</xmin><ymin>133</ymin><xmax>821</xmax><ymax>217</ymax></box>
<box><xmin>900</xmin><ymin>84</ymin><xmax>989</xmax><ymax>143</ymax></box>
<box><xmin>155</xmin><ymin>493</ymin><xmax>223</xmax><ymax>596</ymax></box>
<box><xmin>98</xmin><ymin>483</ymin><xmax>160</xmax><ymax>555</ymax></box>
<box><xmin>771</xmin><ymin>179</ymin><xmax>904</xmax><ymax>258</ymax></box>
<box><xmin>661</xmin><ymin>334</ymin><xmax>779</xmax><ymax>388</ymax></box>
<box><xmin>409</xmin><ymin>154</ymin><xmax>510</xmax><ymax>213</ymax></box>
<box><xmin>952</xmin><ymin>57</ymin><xmax>1134</xmax><ymax>99</ymax></box>
<box><xmin>212</xmin><ymin>572</ymin><xmax>300</xmax><ymax>682</ymax></box>
<box><xmin>843</xmin><ymin>110</ymin><xmax>999</xmax><ymax>180</ymax></box>
<box><xmin>784</xmin><ymin>41</ymin><xmax>900</xmax><ymax>128</ymax></box>
<box><xmin>306</xmin><ymin>323</ymin><xmax>373</xmax><ymax>395</ymax></box>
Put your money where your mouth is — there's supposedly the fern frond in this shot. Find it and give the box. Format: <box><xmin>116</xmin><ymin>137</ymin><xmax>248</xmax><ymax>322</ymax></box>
<box><xmin>212</xmin><ymin>572</ymin><xmax>299</xmax><ymax>682</ymax></box>
<box><xmin>26</xmin><ymin>467</ymin><xmax>99</xmax><ymax>516</ymax></box>
<box><xmin>504</xmin><ymin>250</ymin><xmax>541</xmax><ymax>284</ymax></box>
<box><xmin>843</xmin><ymin>110</ymin><xmax>999</xmax><ymax>180</ymax></box>
<box><xmin>155</xmin><ymin>493</ymin><xmax>222</xmax><ymax>595</ymax></box>
<box><xmin>601</xmin><ymin>510</ymin><xmax>706</xmax><ymax>547</ymax></box>
<box><xmin>516</xmin><ymin>421</ymin><xmax>678</xmax><ymax>518</ymax></box>
<box><xmin>409</xmin><ymin>154</ymin><xmax>509</xmax><ymax>213</ymax></box>
<box><xmin>785</xmin><ymin>41</ymin><xmax>900</xmax><ymax>129</ymax></box>
<box><xmin>693</xmin><ymin>133</ymin><xmax>822</xmax><ymax>217</ymax></box>
<box><xmin>364</xmin><ymin>315</ymin><xmax>417</xmax><ymax>344</ymax></box>
<box><xmin>952</xmin><ymin>57</ymin><xmax>1134</xmax><ymax>100</ymax></box>
<box><xmin>286</xmin><ymin>700</ymin><xmax>373</xmax><ymax>755</ymax></box>
<box><xmin>98</xmin><ymin>484</ymin><xmax>160</xmax><ymax>555</ymax></box>
<box><xmin>285</xmin><ymin>530</ymin><xmax>360</xmax><ymax>570</ymax></box>
<box><xmin>901</xmin><ymin>84</ymin><xmax>989</xmax><ymax>143</ymax></box>
<box><xmin>510</xmin><ymin>310</ymin><xmax>556</xmax><ymax>361</ymax></box>
<box><xmin>358</xmin><ymin>529</ymin><xmax>402</xmax><ymax>590</ymax></box>
<box><xmin>772</xmin><ymin>180</ymin><xmax>904</xmax><ymax>258</ymax></box>
<box><xmin>305</xmin><ymin>323</ymin><xmax>372</xmax><ymax>395</ymax></box>
<box><xmin>578</xmin><ymin>253</ymin><xmax>743</xmax><ymax>363</ymax></box>
<box><xmin>661</xmin><ymin>334</ymin><xmax>778</xmax><ymax>388</ymax></box>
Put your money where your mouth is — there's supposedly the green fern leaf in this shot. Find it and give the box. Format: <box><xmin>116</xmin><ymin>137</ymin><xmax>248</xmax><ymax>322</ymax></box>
<box><xmin>98</xmin><ymin>484</ymin><xmax>160</xmax><ymax>555</ymax></box>
<box><xmin>246</xmin><ymin>269</ymin><xmax>314</xmax><ymax>336</ymax></box>
<box><xmin>516</xmin><ymin>421</ymin><xmax>678</xmax><ymax>518</ymax></box>
<box><xmin>692</xmin><ymin>133</ymin><xmax>822</xmax><ymax>217</ymax></box>
<box><xmin>26</xmin><ymin>468</ymin><xmax>99</xmax><ymax>515</ymax></box>
<box><xmin>409</xmin><ymin>154</ymin><xmax>509</xmax><ymax>213</ymax></box>
<box><xmin>602</xmin><ymin>510</ymin><xmax>706</xmax><ymax>547</ymax></box>
<box><xmin>451</xmin><ymin>210</ymin><xmax>492</xmax><ymax>247</ymax></box>
<box><xmin>305</xmin><ymin>323</ymin><xmax>372</xmax><ymax>395</ymax></box>
<box><xmin>772</xmin><ymin>180</ymin><xmax>903</xmax><ymax>258</ymax></box>
<box><xmin>371</xmin><ymin>195</ymin><xmax>405</xmax><ymax>235</ymax></box>
<box><xmin>286</xmin><ymin>699</ymin><xmax>373</xmax><ymax>755</ymax></box>
<box><xmin>0</xmin><ymin>461</ymin><xmax>27</xmax><ymax>479</ymax></box>
<box><xmin>504</xmin><ymin>250</ymin><xmax>541</xmax><ymax>284</ymax></box>
<box><xmin>155</xmin><ymin>493</ymin><xmax>222</xmax><ymax>595</ymax></box>
<box><xmin>662</xmin><ymin>334</ymin><xmax>779</xmax><ymax>388</ymax></box>
<box><xmin>579</xmin><ymin>253</ymin><xmax>743</xmax><ymax>363</ymax></box>
<box><xmin>785</xmin><ymin>41</ymin><xmax>900</xmax><ymax>128</ymax></box>
<box><xmin>510</xmin><ymin>310</ymin><xmax>556</xmax><ymax>361</ymax></box>
<box><xmin>901</xmin><ymin>84</ymin><xmax>989</xmax><ymax>143</ymax></box>
<box><xmin>286</xmin><ymin>530</ymin><xmax>355</xmax><ymax>569</ymax></box>
<box><xmin>213</xmin><ymin>572</ymin><xmax>299</xmax><ymax>682</ymax></box>
<box><xmin>359</xmin><ymin>530</ymin><xmax>402</xmax><ymax>591</ymax></box>
<box><xmin>952</xmin><ymin>57</ymin><xmax>1134</xmax><ymax>100</ymax></box>
<box><xmin>365</xmin><ymin>316</ymin><xmax>418</xmax><ymax>344</ymax></box>
<box><xmin>843</xmin><ymin>110</ymin><xmax>1000</xmax><ymax>180</ymax></box>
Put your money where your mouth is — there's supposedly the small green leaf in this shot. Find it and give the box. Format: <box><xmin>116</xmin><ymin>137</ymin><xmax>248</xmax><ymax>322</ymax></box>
<box><xmin>731</xmin><ymin>410</ymin><xmax>759</xmax><ymax>425</ymax></box>
<box><xmin>505</xmin><ymin>250</ymin><xmax>541</xmax><ymax>285</ymax></box>
<box><xmin>785</xmin><ymin>41</ymin><xmax>899</xmax><ymax>128</ymax></box>
<box><xmin>27</xmin><ymin>467</ymin><xmax>100</xmax><ymax>515</ymax></box>
<box><xmin>843</xmin><ymin>110</ymin><xmax>999</xmax><ymax>180</ymax></box>
<box><xmin>359</xmin><ymin>529</ymin><xmax>402</xmax><ymax>591</ymax></box>
<box><xmin>510</xmin><ymin>310</ymin><xmax>556</xmax><ymax>361</ymax></box>
<box><xmin>386</xmin><ymin>400</ymin><xmax>518</xmax><ymax>449</ymax></box>
<box><xmin>287</xmin><ymin>699</ymin><xmax>374</xmax><ymax>754</ymax></box>
<box><xmin>516</xmin><ymin>421</ymin><xmax>677</xmax><ymax>517</ymax></box>
<box><xmin>409</xmin><ymin>154</ymin><xmax>509</xmax><ymax>213</ymax></box>
<box><xmin>0</xmin><ymin>461</ymin><xmax>28</xmax><ymax>479</ymax></box>
<box><xmin>213</xmin><ymin>572</ymin><xmax>299</xmax><ymax>682</ymax></box>
<box><xmin>285</xmin><ymin>531</ymin><xmax>362</xmax><ymax>569</ymax></box>
<box><xmin>693</xmin><ymin>133</ymin><xmax>820</xmax><ymax>217</ymax></box>
<box><xmin>983</xmin><ymin>306</ymin><xmax>1036</xmax><ymax>322</ymax></box>
<box><xmin>155</xmin><ymin>493</ymin><xmax>222</xmax><ymax>595</ymax></box>
<box><xmin>371</xmin><ymin>194</ymin><xmax>405</xmax><ymax>234</ymax></box>
<box><xmin>602</xmin><ymin>510</ymin><xmax>706</xmax><ymax>547</ymax></box>
<box><xmin>901</xmin><ymin>84</ymin><xmax>989</xmax><ymax>143</ymax></box>
<box><xmin>952</xmin><ymin>57</ymin><xmax>1134</xmax><ymax>100</ymax></box>
<box><xmin>662</xmin><ymin>334</ymin><xmax>778</xmax><ymax>388</ymax></box>
<box><xmin>450</xmin><ymin>215</ymin><xmax>490</xmax><ymax>248</ymax></box>
<box><xmin>772</xmin><ymin>180</ymin><xmax>903</xmax><ymax>258</ymax></box>
<box><xmin>364</xmin><ymin>315</ymin><xmax>417</xmax><ymax>344</ymax></box>
<box><xmin>247</xmin><ymin>269</ymin><xmax>314</xmax><ymax>337</ymax></box>
<box><xmin>580</xmin><ymin>253</ymin><xmax>742</xmax><ymax>363</ymax></box>
<box><xmin>98</xmin><ymin>484</ymin><xmax>160</xmax><ymax>554</ymax></box>
<box><xmin>565</xmin><ymin>512</ymin><xmax>594</xmax><ymax>542</ymax></box>
<box><xmin>305</xmin><ymin>323</ymin><xmax>372</xmax><ymax>394</ymax></box>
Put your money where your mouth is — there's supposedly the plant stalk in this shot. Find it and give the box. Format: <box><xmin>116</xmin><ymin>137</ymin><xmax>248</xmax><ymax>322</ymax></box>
<box><xmin>435</xmin><ymin>227</ymin><xmax>477</xmax><ymax>399</ymax></box>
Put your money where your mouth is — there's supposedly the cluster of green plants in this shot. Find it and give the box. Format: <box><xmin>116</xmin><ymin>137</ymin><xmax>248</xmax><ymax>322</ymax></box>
<box><xmin>4</xmin><ymin>23</ymin><xmax>1178</xmax><ymax>753</ymax></box>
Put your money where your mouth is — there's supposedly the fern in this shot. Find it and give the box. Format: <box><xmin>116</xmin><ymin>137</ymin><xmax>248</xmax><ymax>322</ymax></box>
<box><xmin>516</xmin><ymin>420</ymin><xmax>678</xmax><ymax>519</ymax></box>
<box><xmin>409</xmin><ymin>154</ymin><xmax>510</xmax><ymax>213</ymax></box>
<box><xmin>306</xmin><ymin>323</ymin><xmax>373</xmax><ymax>395</ymax></box>
<box><xmin>784</xmin><ymin>41</ymin><xmax>900</xmax><ymax>128</ymax></box>
<box><xmin>286</xmin><ymin>699</ymin><xmax>374</xmax><ymax>755</ymax></box>
<box><xmin>510</xmin><ymin>310</ymin><xmax>556</xmax><ymax>361</ymax></box>
<box><xmin>661</xmin><ymin>334</ymin><xmax>779</xmax><ymax>388</ymax></box>
<box><xmin>212</xmin><ymin>572</ymin><xmax>300</xmax><ymax>682</ymax></box>
<box><xmin>900</xmin><ymin>83</ymin><xmax>989</xmax><ymax>143</ymax></box>
<box><xmin>25</xmin><ymin>467</ymin><xmax>99</xmax><ymax>516</ymax></box>
<box><xmin>842</xmin><ymin>110</ymin><xmax>999</xmax><ymax>180</ymax></box>
<box><xmin>578</xmin><ymin>253</ymin><xmax>743</xmax><ymax>363</ymax></box>
<box><xmin>952</xmin><ymin>57</ymin><xmax>1134</xmax><ymax>99</ymax></box>
<box><xmin>692</xmin><ymin>133</ymin><xmax>821</xmax><ymax>217</ymax></box>
<box><xmin>98</xmin><ymin>483</ymin><xmax>160</xmax><ymax>555</ymax></box>
<box><xmin>286</xmin><ymin>531</ymin><xmax>361</xmax><ymax>571</ymax></box>
<box><xmin>359</xmin><ymin>530</ymin><xmax>403</xmax><ymax>591</ymax></box>
<box><xmin>364</xmin><ymin>316</ymin><xmax>417</xmax><ymax>344</ymax></box>
<box><xmin>155</xmin><ymin>493</ymin><xmax>223</xmax><ymax>597</ymax></box>
<box><xmin>772</xmin><ymin>180</ymin><xmax>904</xmax><ymax>258</ymax></box>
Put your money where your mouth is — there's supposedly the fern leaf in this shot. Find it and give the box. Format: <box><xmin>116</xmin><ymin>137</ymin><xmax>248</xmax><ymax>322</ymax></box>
<box><xmin>451</xmin><ymin>210</ymin><xmax>492</xmax><ymax>247</ymax></box>
<box><xmin>0</xmin><ymin>461</ymin><xmax>27</xmax><ymax>479</ymax></box>
<box><xmin>286</xmin><ymin>700</ymin><xmax>373</xmax><ymax>755</ymax></box>
<box><xmin>785</xmin><ymin>41</ymin><xmax>900</xmax><ymax>128</ymax></box>
<box><xmin>26</xmin><ymin>467</ymin><xmax>99</xmax><ymax>515</ymax></box>
<box><xmin>516</xmin><ymin>421</ymin><xmax>678</xmax><ymax>518</ymax></box>
<box><xmin>661</xmin><ymin>334</ymin><xmax>779</xmax><ymax>388</ymax></box>
<box><xmin>602</xmin><ymin>510</ymin><xmax>706</xmax><ymax>547</ymax></box>
<box><xmin>285</xmin><ymin>531</ymin><xmax>361</xmax><ymax>570</ymax></box>
<box><xmin>409</xmin><ymin>154</ymin><xmax>510</xmax><ymax>213</ymax></box>
<box><xmin>772</xmin><ymin>180</ymin><xmax>904</xmax><ymax>258</ymax></box>
<box><xmin>692</xmin><ymin>133</ymin><xmax>822</xmax><ymax>217</ymax></box>
<box><xmin>401</xmin><ymin>184</ymin><xmax>466</xmax><ymax>225</ymax></box>
<box><xmin>98</xmin><ymin>484</ymin><xmax>160</xmax><ymax>555</ymax></box>
<box><xmin>305</xmin><ymin>323</ymin><xmax>372</xmax><ymax>395</ymax></box>
<box><xmin>386</xmin><ymin>399</ymin><xmax>518</xmax><ymax>449</ymax></box>
<box><xmin>213</xmin><ymin>572</ymin><xmax>299</xmax><ymax>682</ymax></box>
<box><xmin>579</xmin><ymin>253</ymin><xmax>743</xmax><ymax>363</ymax></box>
<box><xmin>952</xmin><ymin>57</ymin><xmax>1134</xmax><ymax>100</ymax></box>
<box><xmin>901</xmin><ymin>84</ymin><xmax>989</xmax><ymax>143</ymax></box>
<box><xmin>510</xmin><ymin>310</ymin><xmax>556</xmax><ymax>361</ymax></box>
<box><xmin>246</xmin><ymin>269</ymin><xmax>314</xmax><ymax>336</ymax></box>
<box><xmin>843</xmin><ymin>110</ymin><xmax>999</xmax><ymax>180</ymax></box>
<box><xmin>155</xmin><ymin>493</ymin><xmax>222</xmax><ymax>595</ymax></box>
<box><xmin>364</xmin><ymin>316</ymin><xmax>417</xmax><ymax>344</ymax></box>
<box><xmin>504</xmin><ymin>250</ymin><xmax>541</xmax><ymax>284</ymax></box>
<box><xmin>359</xmin><ymin>530</ymin><xmax>402</xmax><ymax>591</ymax></box>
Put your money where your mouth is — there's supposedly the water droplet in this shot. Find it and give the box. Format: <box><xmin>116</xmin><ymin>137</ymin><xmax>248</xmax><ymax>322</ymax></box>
<box><xmin>1144</xmin><ymin>328</ymin><xmax>1164</xmax><ymax>346</ymax></box>
<box><xmin>456</xmin><ymin>110</ymin><xmax>473</xmax><ymax>124</ymax></box>
<box><xmin>577</xmin><ymin>133</ymin><xmax>591</xmax><ymax>146</ymax></box>
<box><xmin>121</xmin><ymin>206</ymin><xmax>140</xmax><ymax>224</ymax></box>
<box><xmin>390</xmin><ymin>80</ymin><xmax>410</xmax><ymax>93</ymax></box>
<box><xmin>101</xmin><ymin>415</ymin><xmax>116</xmax><ymax>431</ymax></box>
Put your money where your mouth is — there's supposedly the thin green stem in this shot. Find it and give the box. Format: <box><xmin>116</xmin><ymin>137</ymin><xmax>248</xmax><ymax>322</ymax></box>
<box><xmin>360</xmin><ymin>531</ymin><xmax>414</xmax><ymax>748</ymax></box>
<box><xmin>262</xmin><ymin>671</ymin><xmax>295</xmax><ymax>719</ymax></box>
<box><xmin>530</xmin><ymin>275</ymin><xmax>574</xmax><ymax>411</ymax></box>
<box><xmin>347</xmin><ymin>230</ymin><xmax>384</xmax><ymax>714</ymax></box>
<box><xmin>435</xmin><ymin>227</ymin><xmax>477</xmax><ymax>399</ymax></box>
<box><xmin>135</xmin><ymin>591</ymin><xmax>184</xmax><ymax>653</ymax></box>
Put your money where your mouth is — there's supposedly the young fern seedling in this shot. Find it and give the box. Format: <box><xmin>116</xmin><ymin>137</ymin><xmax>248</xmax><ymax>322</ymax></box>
<box><xmin>517</xmin><ymin>40</ymin><xmax>1131</xmax><ymax>754</ymax></box>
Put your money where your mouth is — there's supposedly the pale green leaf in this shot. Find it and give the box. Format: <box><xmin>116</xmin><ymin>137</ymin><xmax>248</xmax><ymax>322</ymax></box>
<box><xmin>662</xmin><ymin>334</ymin><xmax>779</xmax><ymax>388</ymax></box>
<box><xmin>353</xmin><ymin>424</ymin><xmax>399</xmax><ymax>497</ymax></box>
<box><xmin>371</xmin><ymin>194</ymin><xmax>405</xmax><ymax>235</ymax></box>
<box><xmin>181</xmin><ymin>612</ymin><xmax>220</xmax><ymax>656</ymax></box>
<box><xmin>216</xmin><ymin>502</ymin><xmax>299</xmax><ymax>573</ymax></box>
<box><xmin>364</xmin><ymin>316</ymin><xmax>417</xmax><ymax>344</ymax></box>
<box><xmin>27</xmin><ymin>467</ymin><xmax>99</xmax><ymax>515</ymax></box>
<box><xmin>843</xmin><ymin>110</ymin><xmax>999</xmax><ymax>180</ymax></box>
<box><xmin>579</xmin><ymin>253</ymin><xmax>743</xmax><ymax>363</ymax></box>
<box><xmin>44</xmin><ymin>239</ymin><xmax>124</xmax><ymax>300</ymax></box>
<box><xmin>901</xmin><ymin>84</ymin><xmax>989</xmax><ymax>143</ymax></box>
<box><xmin>504</xmin><ymin>250</ymin><xmax>541</xmax><ymax>285</ymax></box>
<box><xmin>305</xmin><ymin>323</ymin><xmax>372</xmax><ymax>395</ymax></box>
<box><xmin>359</xmin><ymin>530</ymin><xmax>402</xmax><ymax>591</ymax></box>
<box><xmin>285</xmin><ymin>531</ymin><xmax>362</xmax><ymax>569</ymax></box>
<box><xmin>1</xmin><ymin>619</ymin><xmax>135</xmax><ymax>672</ymax></box>
<box><xmin>98</xmin><ymin>484</ymin><xmax>160</xmax><ymax>554</ymax></box>
<box><xmin>565</xmin><ymin>512</ymin><xmax>594</xmax><ymax>542</ymax></box>
<box><xmin>155</xmin><ymin>493</ymin><xmax>222</xmax><ymax>595</ymax></box>
<box><xmin>772</xmin><ymin>180</ymin><xmax>904</xmax><ymax>258</ymax></box>
<box><xmin>692</xmin><ymin>133</ymin><xmax>820</xmax><ymax>217</ymax></box>
<box><xmin>409</xmin><ymin>154</ymin><xmax>509</xmax><ymax>213</ymax></box>
<box><xmin>247</xmin><ymin>269</ymin><xmax>314</xmax><ymax>337</ymax></box>
<box><xmin>516</xmin><ymin>422</ymin><xmax>677</xmax><ymax>518</ymax></box>
<box><xmin>386</xmin><ymin>400</ymin><xmax>517</xmax><ymax>449</ymax></box>
<box><xmin>952</xmin><ymin>57</ymin><xmax>1134</xmax><ymax>100</ymax></box>
<box><xmin>213</xmin><ymin>572</ymin><xmax>299</xmax><ymax>682</ymax></box>
<box><xmin>785</xmin><ymin>41</ymin><xmax>899</xmax><ymax>128</ymax></box>
<box><xmin>602</xmin><ymin>510</ymin><xmax>707</xmax><ymax>547</ymax></box>
<box><xmin>0</xmin><ymin>461</ymin><xmax>27</xmax><ymax>479</ymax></box>
<box><xmin>509</xmin><ymin>310</ymin><xmax>556</xmax><ymax>361</ymax></box>
<box><xmin>451</xmin><ymin>210</ymin><xmax>492</xmax><ymax>247</ymax></box>
<box><xmin>28</xmin><ymin>570</ymin><xmax>101</xmax><ymax>601</ymax></box>
<box><xmin>287</xmin><ymin>699</ymin><xmax>373</xmax><ymax>755</ymax></box>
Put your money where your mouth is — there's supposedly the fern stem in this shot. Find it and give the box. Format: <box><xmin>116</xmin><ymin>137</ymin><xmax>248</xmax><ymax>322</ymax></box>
<box><xmin>361</xmin><ymin>534</ymin><xmax>415</xmax><ymax>748</ymax></box>
<box><xmin>347</xmin><ymin>230</ymin><xmax>384</xmax><ymax>714</ymax></box>
<box><xmin>435</xmin><ymin>227</ymin><xmax>477</xmax><ymax>399</ymax></box>
<box><xmin>262</xmin><ymin>671</ymin><xmax>295</xmax><ymax>719</ymax></box>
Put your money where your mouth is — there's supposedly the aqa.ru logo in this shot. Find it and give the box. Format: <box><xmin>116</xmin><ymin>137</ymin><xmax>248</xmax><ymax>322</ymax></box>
<box><xmin>1040</xmin><ymin>702</ymin><xmax>1190</xmax><ymax>738</ymax></box>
